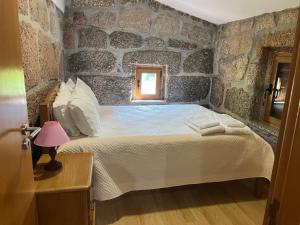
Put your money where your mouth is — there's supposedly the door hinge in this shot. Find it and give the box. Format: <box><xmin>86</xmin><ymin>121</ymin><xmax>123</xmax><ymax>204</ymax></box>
<box><xmin>269</xmin><ymin>199</ymin><xmax>280</xmax><ymax>225</ymax></box>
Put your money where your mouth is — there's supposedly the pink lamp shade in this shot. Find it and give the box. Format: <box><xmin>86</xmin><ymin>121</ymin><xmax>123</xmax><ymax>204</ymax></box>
<box><xmin>34</xmin><ymin>121</ymin><xmax>70</xmax><ymax>147</ymax></box>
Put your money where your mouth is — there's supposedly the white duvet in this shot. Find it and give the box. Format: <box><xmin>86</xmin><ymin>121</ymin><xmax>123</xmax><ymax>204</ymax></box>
<box><xmin>58</xmin><ymin>104</ymin><xmax>274</xmax><ymax>201</ymax></box>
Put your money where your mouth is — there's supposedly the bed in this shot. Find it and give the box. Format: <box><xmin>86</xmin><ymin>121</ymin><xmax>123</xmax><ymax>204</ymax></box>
<box><xmin>40</xmin><ymin>84</ymin><xmax>274</xmax><ymax>201</ymax></box>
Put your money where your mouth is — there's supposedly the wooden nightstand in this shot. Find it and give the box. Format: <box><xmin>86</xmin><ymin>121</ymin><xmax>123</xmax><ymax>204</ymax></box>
<box><xmin>34</xmin><ymin>153</ymin><xmax>95</xmax><ymax>225</ymax></box>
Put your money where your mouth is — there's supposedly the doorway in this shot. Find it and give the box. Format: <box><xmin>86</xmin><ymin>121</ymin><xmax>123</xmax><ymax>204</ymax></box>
<box><xmin>264</xmin><ymin>52</ymin><xmax>292</xmax><ymax>127</ymax></box>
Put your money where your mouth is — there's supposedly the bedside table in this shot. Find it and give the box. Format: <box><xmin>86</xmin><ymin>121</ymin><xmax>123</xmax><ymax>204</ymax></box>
<box><xmin>34</xmin><ymin>153</ymin><xmax>95</xmax><ymax>225</ymax></box>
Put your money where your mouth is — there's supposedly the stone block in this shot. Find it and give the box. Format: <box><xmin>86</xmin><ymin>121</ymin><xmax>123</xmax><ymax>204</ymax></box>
<box><xmin>219</xmin><ymin>33</ymin><xmax>253</xmax><ymax>58</ymax></box>
<box><xmin>143</xmin><ymin>37</ymin><xmax>165</xmax><ymax>48</ymax></box>
<box><xmin>26</xmin><ymin>82</ymin><xmax>57</xmax><ymax>124</ymax></box>
<box><xmin>59</xmin><ymin>53</ymin><xmax>64</xmax><ymax>78</ymax></box>
<box><xmin>49</xmin><ymin>9</ymin><xmax>62</xmax><ymax>40</ymax></box>
<box><xmin>148</xmin><ymin>0</ymin><xmax>161</xmax><ymax>11</ymax></box>
<box><xmin>160</xmin><ymin>4</ymin><xmax>176</xmax><ymax>12</ymax></box>
<box><xmin>119</xmin><ymin>0</ymin><xmax>146</xmax><ymax>6</ymax></box>
<box><xmin>254</xmin><ymin>13</ymin><xmax>276</xmax><ymax>32</ymax></box>
<box><xmin>118</xmin><ymin>8</ymin><xmax>151</xmax><ymax>32</ymax></box>
<box><xmin>79</xmin><ymin>28</ymin><xmax>107</xmax><ymax>48</ymax></box>
<box><xmin>73</xmin><ymin>11</ymin><xmax>86</xmax><ymax>25</ymax></box>
<box><xmin>19</xmin><ymin>0</ymin><xmax>29</xmax><ymax>15</ymax></box>
<box><xmin>222</xmin><ymin>21</ymin><xmax>240</xmax><ymax>36</ymax></box>
<box><xmin>210</xmin><ymin>77</ymin><xmax>225</xmax><ymax>107</ymax></box>
<box><xmin>109</xmin><ymin>31</ymin><xmax>142</xmax><ymax>49</ymax></box>
<box><xmin>80</xmin><ymin>76</ymin><xmax>133</xmax><ymax>105</ymax></box>
<box><xmin>224</xmin><ymin>87</ymin><xmax>252</xmax><ymax>118</ymax></box>
<box><xmin>219</xmin><ymin>57</ymin><xmax>248</xmax><ymax>80</ymax></box>
<box><xmin>87</xmin><ymin>10</ymin><xmax>116</xmax><ymax>29</ymax></box>
<box><xmin>39</xmin><ymin>32</ymin><xmax>61</xmax><ymax>79</ymax></box>
<box><xmin>277</xmin><ymin>8</ymin><xmax>299</xmax><ymax>26</ymax></box>
<box><xmin>29</xmin><ymin>0</ymin><xmax>50</xmax><ymax>31</ymax></box>
<box><xmin>72</xmin><ymin>0</ymin><xmax>114</xmax><ymax>7</ymax></box>
<box><xmin>240</xmin><ymin>18</ymin><xmax>254</xmax><ymax>32</ymax></box>
<box><xmin>63</xmin><ymin>23</ymin><xmax>76</xmax><ymax>49</ymax></box>
<box><xmin>256</xmin><ymin>29</ymin><xmax>296</xmax><ymax>58</ymax></box>
<box><xmin>181</xmin><ymin>23</ymin><xmax>212</xmax><ymax>45</ymax></box>
<box><xmin>20</xmin><ymin>22</ymin><xmax>40</xmax><ymax>90</ymax></box>
<box><xmin>183</xmin><ymin>49</ymin><xmax>214</xmax><ymax>74</ymax></box>
<box><xmin>151</xmin><ymin>14</ymin><xmax>180</xmax><ymax>36</ymax></box>
<box><xmin>68</xmin><ymin>51</ymin><xmax>116</xmax><ymax>73</ymax></box>
<box><xmin>122</xmin><ymin>50</ymin><xmax>181</xmax><ymax>74</ymax></box>
<box><xmin>245</xmin><ymin>63</ymin><xmax>260</xmax><ymax>88</ymax></box>
<box><xmin>168</xmin><ymin>39</ymin><xmax>197</xmax><ymax>50</ymax></box>
<box><xmin>167</xmin><ymin>76</ymin><xmax>210</xmax><ymax>102</ymax></box>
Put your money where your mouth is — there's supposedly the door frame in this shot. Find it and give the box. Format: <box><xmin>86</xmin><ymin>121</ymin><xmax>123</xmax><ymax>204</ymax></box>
<box><xmin>263</xmin><ymin>7</ymin><xmax>300</xmax><ymax>225</ymax></box>
<box><xmin>264</xmin><ymin>52</ymin><xmax>292</xmax><ymax>127</ymax></box>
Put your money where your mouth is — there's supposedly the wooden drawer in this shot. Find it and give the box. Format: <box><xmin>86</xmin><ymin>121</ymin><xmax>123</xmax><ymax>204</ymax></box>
<box><xmin>36</xmin><ymin>190</ymin><xmax>90</xmax><ymax>225</ymax></box>
<box><xmin>34</xmin><ymin>153</ymin><xmax>94</xmax><ymax>225</ymax></box>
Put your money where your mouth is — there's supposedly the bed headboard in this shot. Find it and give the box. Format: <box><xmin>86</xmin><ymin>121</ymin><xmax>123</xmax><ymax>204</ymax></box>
<box><xmin>39</xmin><ymin>83</ymin><xmax>60</xmax><ymax>125</ymax></box>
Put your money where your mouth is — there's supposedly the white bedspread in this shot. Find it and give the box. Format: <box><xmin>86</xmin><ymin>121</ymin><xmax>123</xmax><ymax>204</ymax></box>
<box><xmin>58</xmin><ymin>104</ymin><xmax>274</xmax><ymax>201</ymax></box>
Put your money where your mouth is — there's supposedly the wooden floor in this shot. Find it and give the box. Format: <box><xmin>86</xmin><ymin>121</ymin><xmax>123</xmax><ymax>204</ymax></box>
<box><xmin>96</xmin><ymin>180</ymin><xmax>267</xmax><ymax>225</ymax></box>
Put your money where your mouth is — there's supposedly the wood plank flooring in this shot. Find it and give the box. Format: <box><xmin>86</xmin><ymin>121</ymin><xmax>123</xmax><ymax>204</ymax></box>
<box><xmin>96</xmin><ymin>180</ymin><xmax>267</xmax><ymax>225</ymax></box>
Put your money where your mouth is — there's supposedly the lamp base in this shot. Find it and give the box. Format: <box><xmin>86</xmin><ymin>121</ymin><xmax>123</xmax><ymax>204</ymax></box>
<box><xmin>44</xmin><ymin>159</ymin><xmax>63</xmax><ymax>171</ymax></box>
<box><xmin>44</xmin><ymin>147</ymin><xmax>62</xmax><ymax>171</ymax></box>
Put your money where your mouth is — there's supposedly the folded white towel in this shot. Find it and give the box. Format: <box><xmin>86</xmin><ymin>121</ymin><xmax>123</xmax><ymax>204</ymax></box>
<box><xmin>187</xmin><ymin>119</ymin><xmax>220</xmax><ymax>130</ymax></box>
<box><xmin>187</xmin><ymin>115</ymin><xmax>220</xmax><ymax>130</ymax></box>
<box><xmin>201</xmin><ymin>126</ymin><xmax>226</xmax><ymax>136</ymax></box>
<box><xmin>225</xmin><ymin>127</ymin><xmax>251</xmax><ymax>135</ymax></box>
<box><xmin>186</xmin><ymin>122</ymin><xmax>225</xmax><ymax>136</ymax></box>
<box><xmin>219</xmin><ymin>114</ymin><xmax>245</xmax><ymax>128</ymax></box>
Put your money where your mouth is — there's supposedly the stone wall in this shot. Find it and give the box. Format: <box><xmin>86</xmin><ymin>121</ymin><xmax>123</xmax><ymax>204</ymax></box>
<box><xmin>211</xmin><ymin>8</ymin><xmax>298</xmax><ymax>121</ymax></box>
<box><xmin>64</xmin><ymin>0</ymin><xmax>217</xmax><ymax>104</ymax></box>
<box><xmin>18</xmin><ymin>0</ymin><xmax>64</xmax><ymax>125</ymax></box>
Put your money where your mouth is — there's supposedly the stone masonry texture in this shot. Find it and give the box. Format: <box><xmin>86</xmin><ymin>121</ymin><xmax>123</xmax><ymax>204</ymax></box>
<box><xmin>210</xmin><ymin>8</ymin><xmax>298</xmax><ymax>146</ymax></box>
<box><xmin>64</xmin><ymin>0</ymin><xmax>217</xmax><ymax>105</ymax></box>
<box><xmin>213</xmin><ymin>8</ymin><xmax>298</xmax><ymax>122</ymax></box>
<box><xmin>19</xmin><ymin>0</ymin><xmax>299</xmax><ymax>147</ymax></box>
<box><xmin>19</xmin><ymin>0</ymin><xmax>63</xmax><ymax>125</ymax></box>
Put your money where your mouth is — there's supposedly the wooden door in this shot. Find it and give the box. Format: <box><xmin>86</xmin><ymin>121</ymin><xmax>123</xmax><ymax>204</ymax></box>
<box><xmin>0</xmin><ymin>0</ymin><xmax>36</xmax><ymax>225</ymax></box>
<box><xmin>263</xmin><ymin>7</ymin><xmax>300</xmax><ymax>225</ymax></box>
<box><xmin>277</xmin><ymin>112</ymin><xmax>300</xmax><ymax>224</ymax></box>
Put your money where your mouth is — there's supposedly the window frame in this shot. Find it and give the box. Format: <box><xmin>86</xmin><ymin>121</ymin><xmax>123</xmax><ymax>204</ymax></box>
<box><xmin>133</xmin><ymin>67</ymin><xmax>163</xmax><ymax>100</ymax></box>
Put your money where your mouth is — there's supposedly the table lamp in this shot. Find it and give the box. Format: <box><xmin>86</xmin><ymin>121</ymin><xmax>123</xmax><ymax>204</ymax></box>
<box><xmin>34</xmin><ymin>121</ymin><xmax>70</xmax><ymax>171</ymax></box>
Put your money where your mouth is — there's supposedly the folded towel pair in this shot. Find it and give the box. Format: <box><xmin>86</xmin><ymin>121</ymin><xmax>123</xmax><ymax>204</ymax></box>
<box><xmin>185</xmin><ymin>121</ymin><xmax>225</xmax><ymax>136</ymax></box>
<box><xmin>225</xmin><ymin>126</ymin><xmax>251</xmax><ymax>135</ymax></box>
<box><xmin>186</xmin><ymin>115</ymin><xmax>220</xmax><ymax>130</ymax></box>
<box><xmin>186</xmin><ymin>122</ymin><xmax>251</xmax><ymax>136</ymax></box>
<box><xmin>219</xmin><ymin>114</ymin><xmax>245</xmax><ymax>128</ymax></box>
<box><xmin>219</xmin><ymin>114</ymin><xmax>251</xmax><ymax>135</ymax></box>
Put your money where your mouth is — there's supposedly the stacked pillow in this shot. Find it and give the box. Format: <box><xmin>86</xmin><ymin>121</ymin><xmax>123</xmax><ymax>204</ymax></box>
<box><xmin>53</xmin><ymin>79</ymin><xmax>80</xmax><ymax>136</ymax></box>
<box><xmin>69</xmin><ymin>78</ymin><xmax>101</xmax><ymax>136</ymax></box>
<box><xmin>53</xmin><ymin>78</ymin><xmax>101</xmax><ymax>137</ymax></box>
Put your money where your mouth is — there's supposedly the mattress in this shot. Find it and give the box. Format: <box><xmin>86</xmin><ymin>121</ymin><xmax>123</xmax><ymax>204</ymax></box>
<box><xmin>59</xmin><ymin>104</ymin><xmax>274</xmax><ymax>201</ymax></box>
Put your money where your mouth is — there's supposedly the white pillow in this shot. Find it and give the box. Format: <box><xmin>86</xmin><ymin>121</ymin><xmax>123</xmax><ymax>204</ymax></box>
<box><xmin>53</xmin><ymin>81</ymin><xmax>80</xmax><ymax>137</ymax></box>
<box><xmin>69</xmin><ymin>84</ymin><xmax>101</xmax><ymax>136</ymax></box>
<box><xmin>65</xmin><ymin>78</ymin><xmax>76</xmax><ymax>91</ymax></box>
<box><xmin>76</xmin><ymin>78</ymin><xmax>99</xmax><ymax>106</ymax></box>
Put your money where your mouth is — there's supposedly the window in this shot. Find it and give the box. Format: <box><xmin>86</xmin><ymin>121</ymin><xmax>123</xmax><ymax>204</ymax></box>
<box><xmin>133</xmin><ymin>67</ymin><xmax>163</xmax><ymax>100</ymax></box>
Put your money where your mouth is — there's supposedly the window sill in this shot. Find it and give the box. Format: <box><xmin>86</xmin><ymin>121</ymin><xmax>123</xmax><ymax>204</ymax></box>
<box><xmin>131</xmin><ymin>100</ymin><xmax>167</xmax><ymax>105</ymax></box>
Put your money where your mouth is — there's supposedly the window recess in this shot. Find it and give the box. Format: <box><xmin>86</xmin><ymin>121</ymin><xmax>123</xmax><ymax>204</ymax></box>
<box><xmin>133</xmin><ymin>67</ymin><xmax>164</xmax><ymax>100</ymax></box>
